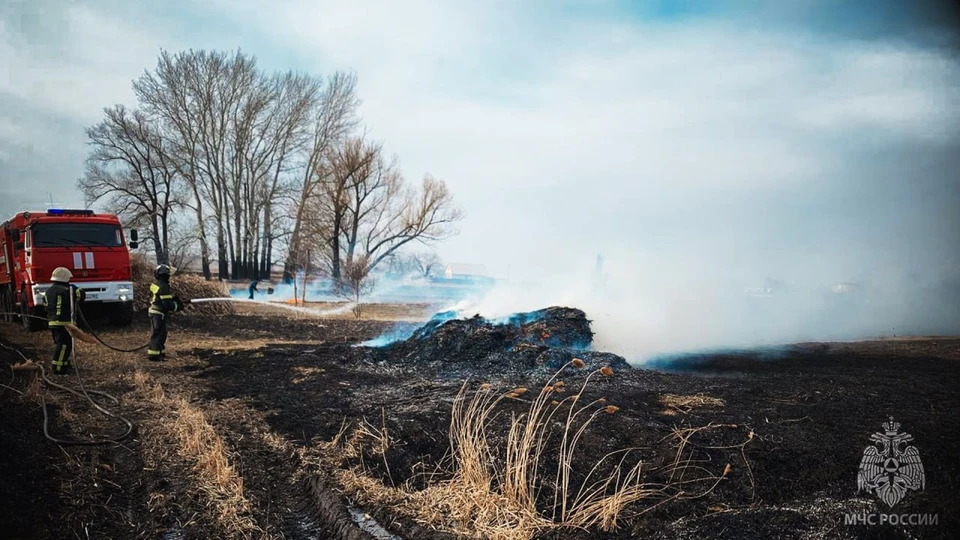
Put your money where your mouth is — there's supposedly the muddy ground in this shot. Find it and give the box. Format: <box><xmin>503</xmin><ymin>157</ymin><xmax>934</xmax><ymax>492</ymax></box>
<box><xmin>1</xmin><ymin>305</ymin><xmax>958</xmax><ymax>540</ymax></box>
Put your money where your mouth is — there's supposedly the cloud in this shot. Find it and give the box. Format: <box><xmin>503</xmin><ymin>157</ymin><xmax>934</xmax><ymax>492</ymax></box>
<box><xmin>0</xmin><ymin>2</ymin><xmax>161</xmax><ymax>123</ymax></box>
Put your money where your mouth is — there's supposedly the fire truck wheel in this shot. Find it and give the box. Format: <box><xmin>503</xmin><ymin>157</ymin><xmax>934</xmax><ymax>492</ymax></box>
<box><xmin>108</xmin><ymin>302</ymin><xmax>134</xmax><ymax>327</ymax></box>
<box><xmin>1</xmin><ymin>288</ymin><xmax>14</xmax><ymax>322</ymax></box>
<box><xmin>20</xmin><ymin>287</ymin><xmax>46</xmax><ymax>332</ymax></box>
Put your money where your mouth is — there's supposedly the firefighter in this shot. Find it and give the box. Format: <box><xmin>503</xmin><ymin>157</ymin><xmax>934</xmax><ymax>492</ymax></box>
<box><xmin>148</xmin><ymin>264</ymin><xmax>189</xmax><ymax>361</ymax></box>
<box><xmin>43</xmin><ymin>267</ymin><xmax>85</xmax><ymax>375</ymax></box>
<box><xmin>248</xmin><ymin>279</ymin><xmax>259</xmax><ymax>300</ymax></box>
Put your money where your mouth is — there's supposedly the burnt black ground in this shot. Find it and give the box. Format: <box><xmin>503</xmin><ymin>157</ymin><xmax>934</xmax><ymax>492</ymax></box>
<box><xmin>193</xmin><ymin>338</ymin><xmax>960</xmax><ymax>540</ymax></box>
<box><xmin>1</xmin><ymin>311</ymin><xmax>958</xmax><ymax>539</ymax></box>
<box><xmin>0</xmin><ymin>344</ymin><xmax>153</xmax><ymax>540</ymax></box>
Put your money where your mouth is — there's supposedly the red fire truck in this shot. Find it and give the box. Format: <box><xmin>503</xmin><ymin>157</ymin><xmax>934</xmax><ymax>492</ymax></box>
<box><xmin>0</xmin><ymin>209</ymin><xmax>139</xmax><ymax>331</ymax></box>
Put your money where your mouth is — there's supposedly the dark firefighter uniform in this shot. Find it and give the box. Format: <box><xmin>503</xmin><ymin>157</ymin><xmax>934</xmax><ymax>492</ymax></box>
<box><xmin>43</xmin><ymin>274</ymin><xmax>85</xmax><ymax>375</ymax></box>
<box><xmin>148</xmin><ymin>265</ymin><xmax>186</xmax><ymax>360</ymax></box>
<box><xmin>248</xmin><ymin>280</ymin><xmax>259</xmax><ymax>300</ymax></box>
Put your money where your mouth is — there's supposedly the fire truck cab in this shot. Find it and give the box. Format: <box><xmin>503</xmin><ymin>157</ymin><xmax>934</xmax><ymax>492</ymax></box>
<box><xmin>0</xmin><ymin>209</ymin><xmax>139</xmax><ymax>331</ymax></box>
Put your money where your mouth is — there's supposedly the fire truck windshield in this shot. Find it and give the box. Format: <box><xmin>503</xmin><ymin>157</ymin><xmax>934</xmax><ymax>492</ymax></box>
<box><xmin>31</xmin><ymin>223</ymin><xmax>123</xmax><ymax>248</ymax></box>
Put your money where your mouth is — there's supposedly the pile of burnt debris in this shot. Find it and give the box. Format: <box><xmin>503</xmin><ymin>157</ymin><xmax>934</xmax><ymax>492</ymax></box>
<box><xmin>366</xmin><ymin>306</ymin><xmax>631</xmax><ymax>374</ymax></box>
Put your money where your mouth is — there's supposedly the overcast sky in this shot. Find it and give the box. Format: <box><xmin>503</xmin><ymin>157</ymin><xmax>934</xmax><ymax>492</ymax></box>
<box><xmin>2</xmin><ymin>0</ymin><xmax>959</xmax><ymax>355</ymax></box>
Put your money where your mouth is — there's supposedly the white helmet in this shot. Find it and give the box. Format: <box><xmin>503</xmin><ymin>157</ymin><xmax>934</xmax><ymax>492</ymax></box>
<box><xmin>51</xmin><ymin>267</ymin><xmax>73</xmax><ymax>283</ymax></box>
<box><xmin>155</xmin><ymin>264</ymin><xmax>177</xmax><ymax>277</ymax></box>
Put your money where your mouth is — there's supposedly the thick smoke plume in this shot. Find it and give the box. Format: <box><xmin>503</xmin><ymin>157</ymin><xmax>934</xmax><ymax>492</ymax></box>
<box><xmin>439</xmin><ymin>254</ymin><xmax>960</xmax><ymax>364</ymax></box>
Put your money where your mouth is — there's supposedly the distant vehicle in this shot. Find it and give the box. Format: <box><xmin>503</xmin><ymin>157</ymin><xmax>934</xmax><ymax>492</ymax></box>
<box><xmin>0</xmin><ymin>209</ymin><xmax>139</xmax><ymax>331</ymax></box>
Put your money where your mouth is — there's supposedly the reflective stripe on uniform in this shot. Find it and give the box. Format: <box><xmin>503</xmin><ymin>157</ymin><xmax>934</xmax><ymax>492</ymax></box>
<box><xmin>53</xmin><ymin>345</ymin><xmax>68</xmax><ymax>367</ymax></box>
<box><xmin>56</xmin><ymin>296</ymin><xmax>62</xmax><ymax>316</ymax></box>
<box><xmin>148</xmin><ymin>308</ymin><xmax>165</xmax><ymax>316</ymax></box>
<box><xmin>160</xmin><ymin>294</ymin><xmax>174</xmax><ymax>299</ymax></box>
<box><xmin>48</xmin><ymin>321</ymin><xmax>68</xmax><ymax>326</ymax></box>
<box><xmin>147</xmin><ymin>349</ymin><xmax>162</xmax><ymax>355</ymax></box>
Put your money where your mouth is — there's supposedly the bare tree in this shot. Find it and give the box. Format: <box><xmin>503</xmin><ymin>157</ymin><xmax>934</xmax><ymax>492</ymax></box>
<box><xmin>79</xmin><ymin>104</ymin><xmax>181</xmax><ymax>264</ymax></box>
<box><xmin>308</xmin><ymin>136</ymin><xmax>462</xmax><ymax>285</ymax></box>
<box><xmin>323</xmin><ymin>137</ymin><xmax>380</xmax><ymax>285</ymax></box>
<box><xmin>254</xmin><ymin>72</ymin><xmax>319</xmax><ymax>279</ymax></box>
<box><xmin>338</xmin><ymin>144</ymin><xmax>463</xmax><ymax>273</ymax></box>
<box><xmin>384</xmin><ymin>251</ymin><xmax>442</xmax><ymax>278</ymax></box>
<box><xmin>87</xmin><ymin>48</ymin><xmax>462</xmax><ymax>285</ymax></box>
<box><xmin>341</xmin><ymin>255</ymin><xmax>376</xmax><ymax>319</ymax></box>
<box><xmin>166</xmin><ymin>217</ymin><xmax>201</xmax><ymax>270</ymax></box>
<box><xmin>284</xmin><ymin>71</ymin><xmax>360</xmax><ymax>283</ymax></box>
<box><xmin>134</xmin><ymin>50</ymin><xmax>214</xmax><ymax>278</ymax></box>
<box><xmin>413</xmin><ymin>251</ymin><xmax>443</xmax><ymax>278</ymax></box>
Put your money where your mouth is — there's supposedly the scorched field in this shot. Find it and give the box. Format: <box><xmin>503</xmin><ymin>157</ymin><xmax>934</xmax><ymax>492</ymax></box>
<box><xmin>1</xmin><ymin>302</ymin><xmax>958</xmax><ymax>540</ymax></box>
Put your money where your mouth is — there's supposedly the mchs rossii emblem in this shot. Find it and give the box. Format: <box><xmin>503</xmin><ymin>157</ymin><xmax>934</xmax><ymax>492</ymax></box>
<box><xmin>857</xmin><ymin>417</ymin><xmax>925</xmax><ymax>508</ymax></box>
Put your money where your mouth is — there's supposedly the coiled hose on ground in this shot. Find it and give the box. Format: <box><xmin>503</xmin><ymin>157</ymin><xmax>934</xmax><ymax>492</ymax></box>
<box><xmin>0</xmin><ymin>311</ymin><xmax>135</xmax><ymax>446</ymax></box>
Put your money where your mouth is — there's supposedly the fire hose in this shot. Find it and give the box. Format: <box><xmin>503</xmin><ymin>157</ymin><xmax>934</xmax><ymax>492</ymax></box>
<box><xmin>0</xmin><ymin>295</ymin><xmax>318</xmax><ymax>445</ymax></box>
<box><xmin>76</xmin><ymin>305</ymin><xmax>150</xmax><ymax>353</ymax></box>
<box><xmin>0</xmin><ymin>312</ymin><xmax>134</xmax><ymax>446</ymax></box>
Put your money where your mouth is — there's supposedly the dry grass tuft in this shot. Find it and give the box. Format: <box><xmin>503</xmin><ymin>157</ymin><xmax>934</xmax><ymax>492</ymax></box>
<box><xmin>133</xmin><ymin>370</ymin><xmax>165</xmax><ymax>403</ymax></box>
<box><xmin>58</xmin><ymin>403</ymin><xmax>78</xmax><ymax>423</ymax></box>
<box><xmin>309</xmin><ymin>364</ymin><xmax>744</xmax><ymax>540</ymax></box>
<box><xmin>172</xmin><ymin>275</ymin><xmax>236</xmax><ymax>316</ymax></box>
<box><xmin>660</xmin><ymin>394</ymin><xmax>726</xmax><ymax>414</ymax></box>
<box><xmin>133</xmin><ymin>369</ymin><xmax>257</xmax><ymax>535</ymax></box>
<box><xmin>23</xmin><ymin>371</ymin><xmax>43</xmax><ymax>400</ymax></box>
<box><xmin>414</xmin><ymin>360</ymin><xmax>718</xmax><ymax>537</ymax></box>
<box><xmin>291</xmin><ymin>366</ymin><xmax>325</xmax><ymax>384</ymax></box>
<box><xmin>171</xmin><ymin>397</ymin><xmax>257</xmax><ymax>535</ymax></box>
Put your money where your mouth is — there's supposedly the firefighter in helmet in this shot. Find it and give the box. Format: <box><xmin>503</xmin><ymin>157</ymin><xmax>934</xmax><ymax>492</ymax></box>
<box><xmin>44</xmin><ymin>267</ymin><xmax>85</xmax><ymax>375</ymax></box>
<box><xmin>148</xmin><ymin>264</ymin><xmax>189</xmax><ymax>360</ymax></box>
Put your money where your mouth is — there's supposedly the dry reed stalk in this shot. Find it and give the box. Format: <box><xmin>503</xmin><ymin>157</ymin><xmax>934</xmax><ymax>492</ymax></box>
<box><xmin>309</xmin><ymin>362</ymin><xmax>743</xmax><ymax>539</ymax></box>
<box><xmin>171</xmin><ymin>397</ymin><xmax>258</xmax><ymax>535</ymax></box>
<box><xmin>132</xmin><ymin>369</ymin><xmax>258</xmax><ymax>536</ymax></box>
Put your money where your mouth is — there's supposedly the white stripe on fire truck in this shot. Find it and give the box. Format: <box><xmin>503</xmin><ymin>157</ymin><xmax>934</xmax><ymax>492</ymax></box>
<box><xmin>85</xmin><ymin>252</ymin><xmax>94</xmax><ymax>269</ymax></box>
<box><xmin>73</xmin><ymin>252</ymin><xmax>83</xmax><ymax>269</ymax></box>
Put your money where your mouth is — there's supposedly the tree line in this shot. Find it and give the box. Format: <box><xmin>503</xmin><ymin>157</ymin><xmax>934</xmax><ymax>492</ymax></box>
<box><xmin>79</xmin><ymin>49</ymin><xmax>462</xmax><ymax>284</ymax></box>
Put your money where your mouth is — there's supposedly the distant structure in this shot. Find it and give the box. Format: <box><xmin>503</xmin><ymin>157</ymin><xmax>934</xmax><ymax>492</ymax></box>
<box><xmin>444</xmin><ymin>263</ymin><xmax>488</xmax><ymax>280</ymax></box>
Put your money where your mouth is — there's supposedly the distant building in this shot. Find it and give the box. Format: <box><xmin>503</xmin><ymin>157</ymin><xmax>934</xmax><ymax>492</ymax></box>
<box><xmin>444</xmin><ymin>263</ymin><xmax>488</xmax><ymax>280</ymax></box>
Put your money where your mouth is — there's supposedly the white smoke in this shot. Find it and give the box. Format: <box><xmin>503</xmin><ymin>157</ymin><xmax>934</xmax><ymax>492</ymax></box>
<box><xmin>448</xmin><ymin>253</ymin><xmax>960</xmax><ymax>364</ymax></box>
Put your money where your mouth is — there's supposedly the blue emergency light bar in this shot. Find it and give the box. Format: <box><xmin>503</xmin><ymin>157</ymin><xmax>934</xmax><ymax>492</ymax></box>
<box><xmin>47</xmin><ymin>209</ymin><xmax>95</xmax><ymax>215</ymax></box>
